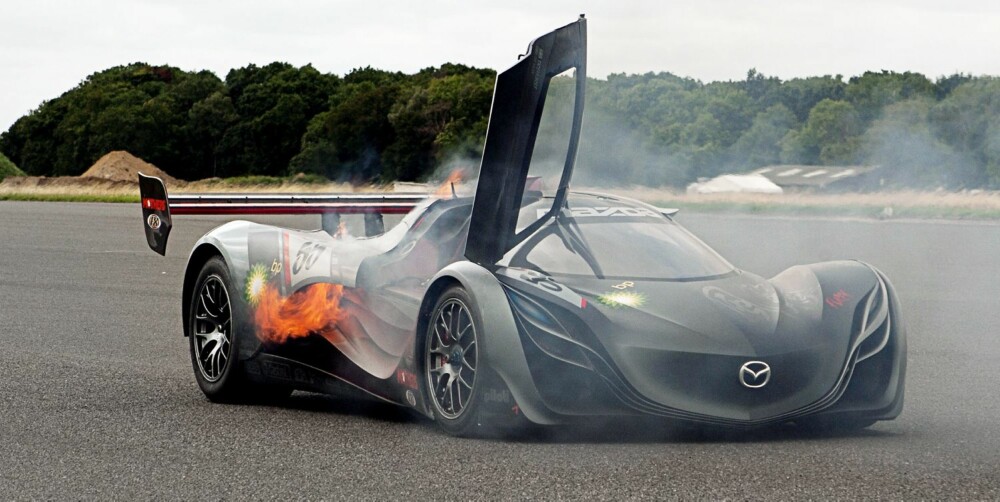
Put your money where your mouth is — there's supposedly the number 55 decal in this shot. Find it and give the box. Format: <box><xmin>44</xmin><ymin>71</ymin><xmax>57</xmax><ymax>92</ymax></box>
<box><xmin>293</xmin><ymin>242</ymin><xmax>327</xmax><ymax>274</ymax></box>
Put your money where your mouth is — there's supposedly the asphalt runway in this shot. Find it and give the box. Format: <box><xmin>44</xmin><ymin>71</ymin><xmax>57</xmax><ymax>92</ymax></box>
<box><xmin>1</xmin><ymin>200</ymin><xmax>998</xmax><ymax>499</ymax></box>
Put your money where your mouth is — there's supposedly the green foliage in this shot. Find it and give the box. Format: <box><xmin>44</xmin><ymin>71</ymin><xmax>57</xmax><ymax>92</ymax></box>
<box><xmin>929</xmin><ymin>77</ymin><xmax>1000</xmax><ymax>187</ymax></box>
<box><xmin>935</xmin><ymin>73</ymin><xmax>972</xmax><ymax>99</ymax></box>
<box><xmin>0</xmin><ymin>151</ymin><xmax>25</xmax><ymax>181</ymax></box>
<box><xmin>384</xmin><ymin>68</ymin><xmax>494</xmax><ymax>181</ymax></box>
<box><xmin>732</xmin><ymin>104</ymin><xmax>798</xmax><ymax>168</ymax></box>
<box><xmin>846</xmin><ymin>71</ymin><xmax>936</xmax><ymax>122</ymax></box>
<box><xmin>2</xmin><ymin>62</ymin><xmax>999</xmax><ymax>190</ymax></box>
<box><xmin>0</xmin><ymin>64</ymin><xmax>226</xmax><ymax>177</ymax></box>
<box><xmin>861</xmin><ymin>98</ymin><xmax>968</xmax><ymax>187</ymax></box>
<box><xmin>290</xmin><ymin>64</ymin><xmax>495</xmax><ymax>182</ymax></box>
<box><xmin>776</xmin><ymin>76</ymin><xmax>846</xmax><ymax>122</ymax></box>
<box><xmin>783</xmin><ymin>99</ymin><xmax>863</xmax><ymax>165</ymax></box>
<box><xmin>216</xmin><ymin>63</ymin><xmax>339</xmax><ymax>178</ymax></box>
<box><xmin>290</xmin><ymin>68</ymin><xmax>404</xmax><ymax>181</ymax></box>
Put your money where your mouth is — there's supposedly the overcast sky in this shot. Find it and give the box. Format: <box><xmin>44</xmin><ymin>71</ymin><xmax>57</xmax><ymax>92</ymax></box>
<box><xmin>3</xmin><ymin>0</ymin><xmax>999</xmax><ymax>131</ymax></box>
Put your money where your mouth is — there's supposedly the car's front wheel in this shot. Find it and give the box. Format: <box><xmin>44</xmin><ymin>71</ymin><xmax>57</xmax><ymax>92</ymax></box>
<box><xmin>424</xmin><ymin>286</ymin><xmax>489</xmax><ymax>436</ymax></box>
<box><xmin>188</xmin><ymin>256</ymin><xmax>289</xmax><ymax>403</ymax></box>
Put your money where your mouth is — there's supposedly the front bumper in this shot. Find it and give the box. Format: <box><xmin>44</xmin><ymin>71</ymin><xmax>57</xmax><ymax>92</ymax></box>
<box><xmin>501</xmin><ymin>272</ymin><xmax>905</xmax><ymax>427</ymax></box>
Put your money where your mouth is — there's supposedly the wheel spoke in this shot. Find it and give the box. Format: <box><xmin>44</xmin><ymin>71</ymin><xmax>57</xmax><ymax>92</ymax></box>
<box><xmin>199</xmin><ymin>293</ymin><xmax>215</xmax><ymax>319</ymax></box>
<box><xmin>449</xmin><ymin>304</ymin><xmax>460</xmax><ymax>341</ymax></box>
<box><xmin>461</xmin><ymin>354</ymin><xmax>476</xmax><ymax>372</ymax></box>
<box><xmin>447</xmin><ymin>378</ymin><xmax>456</xmax><ymax>413</ymax></box>
<box><xmin>205</xmin><ymin>285</ymin><xmax>217</xmax><ymax>307</ymax></box>
<box><xmin>462</xmin><ymin>340</ymin><xmax>477</xmax><ymax>371</ymax></box>
<box><xmin>457</xmin><ymin>372</ymin><xmax>473</xmax><ymax>389</ymax></box>
<box><xmin>457</xmin><ymin>321</ymin><xmax>472</xmax><ymax>341</ymax></box>
<box><xmin>434</xmin><ymin>322</ymin><xmax>447</xmax><ymax>349</ymax></box>
<box><xmin>437</xmin><ymin>374</ymin><xmax>450</xmax><ymax>405</ymax></box>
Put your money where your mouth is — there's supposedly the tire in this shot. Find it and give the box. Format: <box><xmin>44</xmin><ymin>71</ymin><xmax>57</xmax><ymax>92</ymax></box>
<box><xmin>423</xmin><ymin>285</ymin><xmax>492</xmax><ymax>436</ymax></box>
<box><xmin>188</xmin><ymin>256</ymin><xmax>290</xmax><ymax>403</ymax></box>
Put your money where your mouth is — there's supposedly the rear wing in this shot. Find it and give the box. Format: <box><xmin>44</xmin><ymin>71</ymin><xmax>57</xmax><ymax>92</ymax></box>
<box><xmin>138</xmin><ymin>173</ymin><xmax>426</xmax><ymax>255</ymax></box>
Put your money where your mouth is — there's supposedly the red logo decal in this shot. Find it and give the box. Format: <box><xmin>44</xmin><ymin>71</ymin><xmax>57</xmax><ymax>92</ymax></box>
<box><xmin>142</xmin><ymin>198</ymin><xmax>166</xmax><ymax>211</ymax></box>
<box><xmin>395</xmin><ymin>369</ymin><xmax>419</xmax><ymax>390</ymax></box>
<box><xmin>825</xmin><ymin>289</ymin><xmax>851</xmax><ymax>309</ymax></box>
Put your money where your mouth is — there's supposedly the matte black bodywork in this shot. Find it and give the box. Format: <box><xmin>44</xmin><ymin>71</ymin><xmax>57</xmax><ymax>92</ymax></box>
<box><xmin>140</xmin><ymin>16</ymin><xmax>905</xmax><ymax>430</ymax></box>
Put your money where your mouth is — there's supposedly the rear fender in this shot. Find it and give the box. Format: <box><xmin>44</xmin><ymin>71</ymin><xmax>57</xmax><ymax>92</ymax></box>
<box><xmin>181</xmin><ymin>222</ymin><xmax>253</xmax><ymax>337</ymax></box>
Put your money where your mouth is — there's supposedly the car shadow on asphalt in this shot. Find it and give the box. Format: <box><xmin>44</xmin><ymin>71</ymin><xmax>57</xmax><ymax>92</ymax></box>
<box><xmin>254</xmin><ymin>391</ymin><xmax>898</xmax><ymax>444</ymax></box>
<box><xmin>268</xmin><ymin>391</ymin><xmax>428</xmax><ymax>425</ymax></box>
<box><xmin>508</xmin><ymin>419</ymin><xmax>899</xmax><ymax>445</ymax></box>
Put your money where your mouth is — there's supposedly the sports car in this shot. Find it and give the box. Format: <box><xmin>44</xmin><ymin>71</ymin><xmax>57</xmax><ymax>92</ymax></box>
<box><xmin>138</xmin><ymin>16</ymin><xmax>905</xmax><ymax>436</ymax></box>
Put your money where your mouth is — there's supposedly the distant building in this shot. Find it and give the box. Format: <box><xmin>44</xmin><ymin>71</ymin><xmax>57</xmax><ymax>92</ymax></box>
<box><xmin>751</xmin><ymin>165</ymin><xmax>880</xmax><ymax>191</ymax></box>
<box><xmin>686</xmin><ymin>173</ymin><xmax>783</xmax><ymax>194</ymax></box>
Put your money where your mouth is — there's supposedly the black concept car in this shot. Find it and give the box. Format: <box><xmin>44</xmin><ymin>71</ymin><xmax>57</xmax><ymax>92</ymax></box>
<box><xmin>138</xmin><ymin>17</ymin><xmax>905</xmax><ymax>436</ymax></box>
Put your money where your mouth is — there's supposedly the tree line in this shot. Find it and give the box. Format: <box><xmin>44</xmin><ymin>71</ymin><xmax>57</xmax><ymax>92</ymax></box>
<box><xmin>1</xmin><ymin>62</ymin><xmax>998</xmax><ymax>188</ymax></box>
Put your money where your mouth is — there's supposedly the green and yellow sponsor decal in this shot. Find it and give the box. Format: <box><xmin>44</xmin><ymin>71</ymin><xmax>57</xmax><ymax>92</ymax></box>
<box><xmin>597</xmin><ymin>290</ymin><xmax>646</xmax><ymax>308</ymax></box>
<box><xmin>245</xmin><ymin>263</ymin><xmax>269</xmax><ymax>306</ymax></box>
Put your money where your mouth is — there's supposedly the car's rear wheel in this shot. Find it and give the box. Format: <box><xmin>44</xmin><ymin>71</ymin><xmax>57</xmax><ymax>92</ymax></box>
<box><xmin>189</xmin><ymin>256</ymin><xmax>290</xmax><ymax>403</ymax></box>
<box><xmin>424</xmin><ymin>286</ymin><xmax>488</xmax><ymax>436</ymax></box>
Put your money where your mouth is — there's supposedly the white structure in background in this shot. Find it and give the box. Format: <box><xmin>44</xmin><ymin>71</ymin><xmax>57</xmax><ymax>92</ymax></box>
<box><xmin>751</xmin><ymin>165</ymin><xmax>878</xmax><ymax>190</ymax></box>
<box><xmin>686</xmin><ymin>173</ymin><xmax>783</xmax><ymax>194</ymax></box>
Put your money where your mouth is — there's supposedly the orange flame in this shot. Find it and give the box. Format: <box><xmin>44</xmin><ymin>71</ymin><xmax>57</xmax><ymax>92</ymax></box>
<box><xmin>335</xmin><ymin>220</ymin><xmax>349</xmax><ymax>238</ymax></box>
<box><xmin>433</xmin><ymin>168</ymin><xmax>466</xmax><ymax>198</ymax></box>
<box><xmin>253</xmin><ymin>282</ymin><xmax>345</xmax><ymax>345</ymax></box>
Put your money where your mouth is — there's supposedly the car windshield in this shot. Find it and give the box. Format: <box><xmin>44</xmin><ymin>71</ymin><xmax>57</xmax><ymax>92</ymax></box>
<box><xmin>511</xmin><ymin>216</ymin><xmax>734</xmax><ymax>280</ymax></box>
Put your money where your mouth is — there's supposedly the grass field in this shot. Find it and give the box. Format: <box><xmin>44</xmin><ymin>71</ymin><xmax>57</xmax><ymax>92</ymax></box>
<box><xmin>0</xmin><ymin>175</ymin><xmax>373</xmax><ymax>202</ymax></box>
<box><xmin>610</xmin><ymin>187</ymin><xmax>1000</xmax><ymax>220</ymax></box>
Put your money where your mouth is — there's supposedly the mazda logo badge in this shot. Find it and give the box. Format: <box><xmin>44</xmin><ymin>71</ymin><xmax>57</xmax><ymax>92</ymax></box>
<box><xmin>739</xmin><ymin>361</ymin><xmax>771</xmax><ymax>389</ymax></box>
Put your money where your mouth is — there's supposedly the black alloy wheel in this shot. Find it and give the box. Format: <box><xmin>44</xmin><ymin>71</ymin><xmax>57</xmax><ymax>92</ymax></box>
<box><xmin>424</xmin><ymin>286</ymin><xmax>484</xmax><ymax>435</ymax></box>
<box><xmin>188</xmin><ymin>256</ymin><xmax>289</xmax><ymax>403</ymax></box>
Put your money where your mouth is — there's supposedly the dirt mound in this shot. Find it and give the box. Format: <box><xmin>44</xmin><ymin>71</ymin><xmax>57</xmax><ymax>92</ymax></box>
<box><xmin>81</xmin><ymin>151</ymin><xmax>178</xmax><ymax>184</ymax></box>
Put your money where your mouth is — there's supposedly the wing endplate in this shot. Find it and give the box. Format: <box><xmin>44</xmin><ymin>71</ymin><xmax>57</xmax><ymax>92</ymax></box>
<box><xmin>139</xmin><ymin>173</ymin><xmax>173</xmax><ymax>256</ymax></box>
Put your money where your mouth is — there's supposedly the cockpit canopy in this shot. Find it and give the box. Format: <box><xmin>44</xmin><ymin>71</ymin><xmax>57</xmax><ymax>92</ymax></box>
<box><xmin>507</xmin><ymin>194</ymin><xmax>734</xmax><ymax>281</ymax></box>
